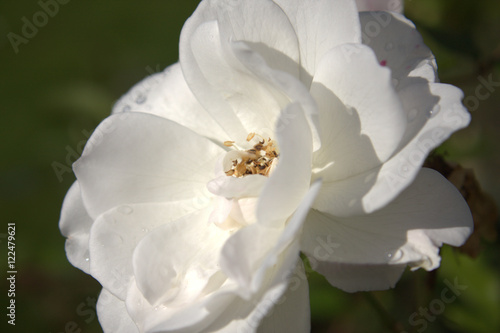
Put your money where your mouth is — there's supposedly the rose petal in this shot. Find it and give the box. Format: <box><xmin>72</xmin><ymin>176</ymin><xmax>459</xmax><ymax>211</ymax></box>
<box><xmin>230</xmin><ymin>41</ymin><xmax>321</xmax><ymax>151</ymax></box>
<box><xmin>257</xmin><ymin>103</ymin><xmax>313</xmax><ymax>227</ymax></box>
<box><xmin>222</xmin><ymin>180</ymin><xmax>322</xmax><ymax>295</ymax></box>
<box><xmin>88</xmin><ymin>201</ymin><xmax>202</xmax><ymax>300</ymax></box>
<box><xmin>303</xmin><ymin>168</ymin><xmax>472</xmax><ymax>291</ymax></box>
<box><xmin>184</xmin><ymin>0</ymin><xmax>300</xmax><ymax>75</ymax></box>
<box><xmin>311</xmin><ymin>82</ymin><xmax>382</xmax><ymax>184</ymax></box>
<box><xmin>314</xmin><ymin>83</ymin><xmax>470</xmax><ymax>216</ymax></box>
<box><xmin>273</xmin><ymin>0</ymin><xmax>361</xmax><ymax>85</ymax></box>
<box><xmin>126</xmin><ymin>277</ymin><xmax>236</xmax><ymax>332</ymax></box>
<box><xmin>213</xmin><ymin>0</ymin><xmax>301</xmax><ymax>78</ymax></box>
<box><xmin>179</xmin><ymin>0</ymin><xmax>300</xmax><ymax>142</ymax></box>
<box><xmin>219</xmin><ymin>223</ymin><xmax>282</xmax><ymax>296</ymax></box>
<box><xmin>360</xmin><ymin>12</ymin><xmax>435</xmax><ymax>83</ymax></box>
<box><xmin>74</xmin><ymin>112</ymin><xmax>223</xmax><ymax>219</ymax></box>
<box><xmin>255</xmin><ymin>261</ymin><xmax>310</xmax><ymax>333</ymax></box>
<box><xmin>96</xmin><ymin>288</ymin><xmax>139</xmax><ymax>333</ymax></box>
<box><xmin>59</xmin><ymin>181</ymin><xmax>93</xmax><ymax>273</ymax></box>
<box><xmin>204</xmin><ymin>261</ymin><xmax>310</xmax><ymax>333</ymax></box>
<box><xmin>311</xmin><ymin>262</ymin><xmax>407</xmax><ymax>292</ymax></box>
<box><xmin>132</xmin><ymin>207</ymin><xmax>230</xmax><ymax>307</ymax></box>
<box><xmin>311</xmin><ymin>44</ymin><xmax>407</xmax><ymax>171</ymax></box>
<box><xmin>207</xmin><ymin>174</ymin><xmax>268</xmax><ymax>199</ymax></box>
<box><xmin>112</xmin><ymin>63</ymin><xmax>228</xmax><ymax>143</ymax></box>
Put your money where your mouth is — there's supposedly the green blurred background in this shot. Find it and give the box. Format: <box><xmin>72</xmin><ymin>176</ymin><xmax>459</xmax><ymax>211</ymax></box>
<box><xmin>0</xmin><ymin>0</ymin><xmax>498</xmax><ymax>332</ymax></box>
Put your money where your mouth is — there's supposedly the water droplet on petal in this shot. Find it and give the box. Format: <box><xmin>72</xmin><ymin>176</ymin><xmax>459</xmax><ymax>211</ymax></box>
<box><xmin>428</xmin><ymin>105</ymin><xmax>441</xmax><ymax>118</ymax></box>
<box><xmin>135</xmin><ymin>93</ymin><xmax>147</xmax><ymax>104</ymax></box>
<box><xmin>393</xmin><ymin>249</ymin><xmax>403</xmax><ymax>261</ymax></box>
<box><xmin>387</xmin><ymin>249</ymin><xmax>403</xmax><ymax>262</ymax></box>
<box><xmin>85</xmin><ymin>257</ymin><xmax>90</xmax><ymax>262</ymax></box>
<box><xmin>407</xmin><ymin>109</ymin><xmax>418</xmax><ymax>122</ymax></box>
<box><xmin>118</xmin><ymin>205</ymin><xmax>133</xmax><ymax>215</ymax></box>
<box><xmin>141</xmin><ymin>228</ymin><xmax>149</xmax><ymax>233</ymax></box>
<box><xmin>122</xmin><ymin>105</ymin><xmax>131</xmax><ymax>113</ymax></box>
<box><xmin>385</xmin><ymin>42</ymin><xmax>394</xmax><ymax>51</ymax></box>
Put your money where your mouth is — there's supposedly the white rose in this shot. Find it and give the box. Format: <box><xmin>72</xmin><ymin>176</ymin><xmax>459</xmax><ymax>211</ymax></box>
<box><xmin>60</xmin><ymin>0</ymin><xmax>472</xmax><ymax>332</ymax></box>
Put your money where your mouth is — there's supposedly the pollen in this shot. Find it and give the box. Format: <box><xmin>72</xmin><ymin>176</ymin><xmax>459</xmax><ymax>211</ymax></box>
<box><xmin>225</xmin><ymin>134</ymin><xmax>279</xmax><ymax>178</ymax></box>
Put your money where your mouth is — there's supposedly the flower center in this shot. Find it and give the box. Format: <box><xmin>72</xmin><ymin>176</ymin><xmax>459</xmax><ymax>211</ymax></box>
<box><xmin>223</xmin><ymin>133</ymin><xmax>279</xmax><ymax>178</ymax></box>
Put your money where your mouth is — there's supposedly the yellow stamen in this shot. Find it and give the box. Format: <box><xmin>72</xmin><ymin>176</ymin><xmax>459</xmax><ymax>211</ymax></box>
<box><xmin>224</xmin><ymin>133</ymin><xmax>279</xmax><ymax>178</ymax></box>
